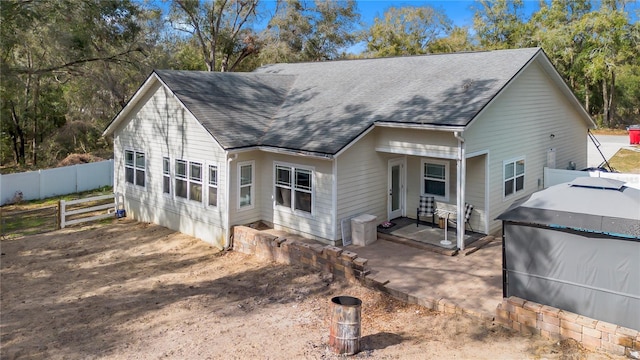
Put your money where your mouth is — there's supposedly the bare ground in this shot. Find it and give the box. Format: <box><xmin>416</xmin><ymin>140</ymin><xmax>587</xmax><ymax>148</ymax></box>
<box><xmin>0</xmin><ymin>220</ymin><xmax>622</xmax><ymax>359</ymax></box>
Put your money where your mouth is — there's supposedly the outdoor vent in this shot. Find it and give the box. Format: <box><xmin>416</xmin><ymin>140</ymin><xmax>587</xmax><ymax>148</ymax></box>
<box><xmin>568</xmin><ymin>177</ymin><xmax>625</xmax><ymax>191</ymax></box>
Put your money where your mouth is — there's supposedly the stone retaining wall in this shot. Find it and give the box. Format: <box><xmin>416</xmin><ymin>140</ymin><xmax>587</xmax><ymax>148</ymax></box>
<box><xmin>233</xmin><ymin>226</ymin><xmax>369</xmax><ymax>283</ymax></box>
<box><xmin>496</xmin><ymin>296</ymin><xmax>639</xmax><ymax>357</ymax></box>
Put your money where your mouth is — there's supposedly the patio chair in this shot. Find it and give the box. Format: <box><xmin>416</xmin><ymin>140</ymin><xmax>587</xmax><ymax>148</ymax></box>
<box><xmin>416</xmin><ymin>195</ymin><xmax>436</xmax><ymax>228</ymax></box>
<box><xmin>448</xmin><ymin>203</ymin><xmax>474</xmax><ymax>232</ymax></box>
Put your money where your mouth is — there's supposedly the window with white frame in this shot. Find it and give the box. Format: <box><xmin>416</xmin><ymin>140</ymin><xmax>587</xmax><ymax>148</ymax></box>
<box><xmin>175</xmin><ymin>159</ymin><xmax>188</xmax><ymax>199</ymax></box>
<box><xmin>208</xmin><ymin>165</ymin><xmax>218</xmax><ymax>207</ymax></box>
<box><xmin>422</xmin><ymin>159</ymin><xmax>448</xmax><ymax>201</ymax></box>
<box><xmin>504</xmin><ymin>158</ymin><xmax>525</xmax><ymax>197</ymax></box>
<box><xmin>275</xmin><ymin>164</ymin><xmax>313</xmax><ymax>214</ymax></box>
<box><xmin>189</xmin><ymin>162</ymin><xmax>202</xmax><ymax>201</ymax></box>
<box><xmin>173</xmin><ymin>159</ymin><xmax>202</xmax><ymax>202</ymax></box>
<box><xmin>162</xmin><ymin>157</ymin><xmax>170</xmax><ymax>194</ymax></box>
<box><xmin>238</xmin><ymin>161</ymin><xmax>254</xmax><ymax>209</ymax></box>
<box><xmin>124</xmin><ymin>149</ymin><xmax>145</xmax><ymax>187</ymax></box>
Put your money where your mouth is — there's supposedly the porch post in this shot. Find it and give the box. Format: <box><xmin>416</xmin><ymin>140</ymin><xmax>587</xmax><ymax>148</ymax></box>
<box><xmin>455</xmin><ymin>132</ymin><xmax>466</xmax><ymax>251</ymax></box>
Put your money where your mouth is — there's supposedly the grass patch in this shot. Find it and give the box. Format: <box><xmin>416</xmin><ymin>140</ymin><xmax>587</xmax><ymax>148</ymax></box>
<box><xmin>608</xmin><ymin>148</ymin><xmax>640</xmax><ymax>174</ymax></box>
<box><xmin>1</xmin><ymin>186</ymin><xmax>114</xmax><ymax>238</ymax></box>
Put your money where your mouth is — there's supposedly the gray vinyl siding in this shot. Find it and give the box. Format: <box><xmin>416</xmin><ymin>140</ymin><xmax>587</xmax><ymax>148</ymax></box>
<box><xmin>465</xmin><ymin>61</ymin><xmax>589</xmax><ymax>234</ymax></box>
<box><xmin>113</xmin><ymin>80</ymin><xmax>228</xmax><ymax>247</ymax></box>
<box><xmin>336</xmin><ymin>130</ymin><xmax>390</xmax><ymax>239</ymax></box>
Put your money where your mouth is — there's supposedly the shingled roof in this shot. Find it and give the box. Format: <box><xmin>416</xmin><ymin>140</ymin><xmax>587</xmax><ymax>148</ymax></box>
<box><xmin>107</xmin><ymin>48</ymin><xmax>579</xmax><ymax>156</ymax></box>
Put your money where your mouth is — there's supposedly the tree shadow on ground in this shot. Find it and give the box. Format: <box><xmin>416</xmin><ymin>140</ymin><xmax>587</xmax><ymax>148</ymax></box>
<box><xmin>0</xmin><ymin>221</ymin><xmax>337</xmax><ymax>359</ymax></box>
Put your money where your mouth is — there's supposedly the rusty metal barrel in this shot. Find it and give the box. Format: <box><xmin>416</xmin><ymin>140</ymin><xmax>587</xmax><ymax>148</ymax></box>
<box><xmin>329</xmin><ymin>296</ymin><xmax>362</xmax><ymax>355</ymax></box>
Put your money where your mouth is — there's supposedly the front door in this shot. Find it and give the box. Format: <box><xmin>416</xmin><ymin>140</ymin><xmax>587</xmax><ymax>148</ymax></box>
<box><xmin>388</xmin><ymin>158</ymin><xmax>405</xmax><ymax>220</ymax></box>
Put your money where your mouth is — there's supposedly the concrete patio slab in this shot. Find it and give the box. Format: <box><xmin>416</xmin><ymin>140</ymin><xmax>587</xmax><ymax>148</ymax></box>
<box><xmin>346</xmin><ymin>237</ymin><xmax>503</xmax><ymax>320</ymax></box>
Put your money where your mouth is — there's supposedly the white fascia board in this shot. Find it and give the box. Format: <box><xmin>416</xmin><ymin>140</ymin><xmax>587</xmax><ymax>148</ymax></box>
<box><xmin>228</xmin><ymin>146</ymin><xmax>334</xmax><ymax>160</ymax></box>
<box><xmin>375</xmin><ymin>122</ymin><xmax>465</xmax><ymax>132</ymax></box>
<box><xmin>466</xmin><ymin>49</ymin><xmax>595</xmax><ymax>130</ymax></box>
<box><xmin>102</xmin><ymin>72</ymin><xmax>159</xmax><ymax>136</ymax></box>
<box><xmin>152</xmin><ymin>74</ymin><xmax>227</xmax><ymax>154</ymax></box>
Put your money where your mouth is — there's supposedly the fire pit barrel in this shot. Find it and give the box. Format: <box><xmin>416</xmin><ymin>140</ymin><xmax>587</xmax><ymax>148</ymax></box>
<box><xmin>329</xmin><ymin>296</ymin><xmax>362</xmax><ymax>355</ymax></box>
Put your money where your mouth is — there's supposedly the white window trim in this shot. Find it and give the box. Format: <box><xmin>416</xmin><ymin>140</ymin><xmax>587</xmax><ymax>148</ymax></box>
<box><xmin>421</xmin><ymin>159</ymin><xmax>449</xmax><ymax>202</ymax></box>
<box><xmin>124</xmin><ymin>148</ymin><xmax>146</xmax><ymax>188</ymax></box>
<box><xmin>174</xmin><ymin>158</ymin><xmax>204</xmax><ymax>204</ymax></box>
<box><xmin>273</xmin><ymin>162</ymin><xmax>315</xmax><ymax>217</ymax></box>
<box><xmin>208</xmin><ymin>163</ymin><xmax>219</xmax><ymax>207</ymax></box>
<box><xmin>162</xmin><ymin>156</ymin><xmax>171</xmax><ymax>196</ymax></box>
<box><xmin>503</xmin><ymin>156</ymin><xmax>526</xmax><ymax>200</ymax></box>
<box><xmin>237</xmin><ymin>161</ymin><xmax>255</xmax><ymax>211</ymax></box>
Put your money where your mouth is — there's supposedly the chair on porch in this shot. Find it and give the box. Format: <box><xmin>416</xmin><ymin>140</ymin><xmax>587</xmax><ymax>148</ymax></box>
<box><xmin>448</xmin><ymin>203</ymin><xmax>474</xmax><ymax>232</ymax></box>
<box><xmin>416</xmin><ymin>195</ymin><xmax>436</xmax><ymax>228</ymax></box>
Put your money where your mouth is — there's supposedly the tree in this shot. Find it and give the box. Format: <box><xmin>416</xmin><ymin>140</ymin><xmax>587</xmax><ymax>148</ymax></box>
<box><xmin>169</xmin><ymin>0</ymin><xmax>260</xmax><ymax>72</ymax></box>
<box><xmin>576</xmin><ymin>3</ymin><xmax>637</xmax><ymax>127</ymax></box>
<box><xmin>1</xmin><ymin>0</ymin><xmax>151</xmax><ymax>167</ymax></box>
<box><xmin>472</xmin><ymin>0</ymin><xmax>529</xmax><ymax>49</ymax></box>
<box><xmin>366</xmin><ymin>5</ymin><xmax>452</xmax><ymax>57</ymax></box>
<box><xmin>258</xmin><ymin>0</ymin><xmax>360</xmax><ymax>64</ymax></box>
<box><xmin>427</xmin><ymin>26</ymin><xmax>477</xmax><ymax>54</ymax></box>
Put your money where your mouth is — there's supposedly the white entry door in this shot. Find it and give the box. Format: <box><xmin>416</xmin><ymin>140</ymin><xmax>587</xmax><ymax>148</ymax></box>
<box><xmin>388</xmin><ymin>158</ymin><xmax>405</xmax><ymax>220</ymax></box>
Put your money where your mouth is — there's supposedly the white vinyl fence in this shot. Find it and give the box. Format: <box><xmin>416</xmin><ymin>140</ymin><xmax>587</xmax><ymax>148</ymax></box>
<box><xmin>0</xmin><ymin>160</ymin><xmax>114</xmax><ymax>205</ymax></box>
<box><xmin>59</xmin><ymin>194</ymin><xmax>117</xmax><ymax>229</ymax></box>
<box><xmin>544</xmin><ymin>167</ymin><xmax>640</xmax><ymax>189</ymax></box>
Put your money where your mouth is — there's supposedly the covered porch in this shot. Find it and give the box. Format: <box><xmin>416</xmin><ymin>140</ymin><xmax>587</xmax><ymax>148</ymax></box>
<box><xmin>374</xmin><ymin>126</ymin><xmax>489</xmax><ymax>251</ymax></box>
<box><xmin>376</xmin><ymin>217</ymin><xmax>485</xmax><ymax>255</ymax></box>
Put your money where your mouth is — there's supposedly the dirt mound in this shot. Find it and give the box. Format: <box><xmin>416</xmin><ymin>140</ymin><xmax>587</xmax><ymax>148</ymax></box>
<box><xmin>57</xmin><ymin>153</ymin><xmax>104</xmax><ymax>167</ymax></box>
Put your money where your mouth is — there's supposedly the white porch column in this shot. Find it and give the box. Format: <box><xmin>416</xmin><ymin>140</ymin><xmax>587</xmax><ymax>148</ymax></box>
<box><xmin>454</xmin><ymin>132</ymin><xmax>466</xmax><ymax>251</ymax></box>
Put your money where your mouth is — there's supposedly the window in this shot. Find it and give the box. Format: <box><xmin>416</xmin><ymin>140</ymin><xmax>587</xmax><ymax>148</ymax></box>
<box><xmin>208</xmin><ymin>165</ymin><xmax>218</xmax><ymax>207</ymax></box>
<box><xmin>189</xmin><ymin>162</ymin><xmax>202</xmax><ymax>201</ymax></box>
<box><xmin>275</xmin><ymin>164</ymin><xmax>313</xmax><ymax>214</ymax></box>
<box><xmin>163</xmin><ymin>157</ymin><xmax>170</xmax><ymax>194</ymax></box>
<box><xmin>124</xmin><ymin>149</ymin><xmax>145</xmax><ymax>187</ymax></box>
<box><xmin>175</xmin><ymin>160</ymin><xmax>188</xmax><ymax>199</ymax></box>
<box><xmin>422</xmin><ymin>159</ymin><xmax>448</xmax><ymax>201</ymax></box>
<box><xmin>504</xmin><ymin>158</ymin><xmax>525</xmax><ymax>197</ymax></box>
<box><xmin>174</xmin><ymin>159</ymin><xmax>203</xmax><ymax>202</ymax></box>
<box><xmin>238</xmin><ymin>162</ymin><xmax>254</xmax><ymax>209</ymax></box>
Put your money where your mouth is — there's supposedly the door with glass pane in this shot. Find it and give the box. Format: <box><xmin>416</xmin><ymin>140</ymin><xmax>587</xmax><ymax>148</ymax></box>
<box><xmin>388</xmin><ymin>158</ymin><xmax>405</xmax><ymax>220</ymax></box>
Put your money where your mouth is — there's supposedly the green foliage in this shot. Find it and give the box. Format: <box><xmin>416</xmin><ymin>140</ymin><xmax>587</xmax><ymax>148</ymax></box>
<box><xmin>473</xmin><ymin>0</ymin><xmax>529</xmax><ymax>49</ymax></box>
<box><xmin>366</xmin><ymin>5</ymin><xmax>452</xmax><ymax>57</ymax></box>
<box><xmin>258</xmin><ymin>0</ymin><xmax>360</xmax><ymax>64</ymax></box>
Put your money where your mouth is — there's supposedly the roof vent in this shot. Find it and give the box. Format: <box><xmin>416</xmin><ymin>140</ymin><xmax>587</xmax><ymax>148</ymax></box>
<box><xmin>569</xmin><ymin>177</ymin><xmax>624</xmax><ymax>190</ymax></box>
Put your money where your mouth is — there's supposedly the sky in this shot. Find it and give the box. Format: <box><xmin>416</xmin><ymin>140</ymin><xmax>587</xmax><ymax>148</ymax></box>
<box><xmin>352</xmin><ymin>0</ymin><xmax>637</xmax><ymax>28</ymax></box>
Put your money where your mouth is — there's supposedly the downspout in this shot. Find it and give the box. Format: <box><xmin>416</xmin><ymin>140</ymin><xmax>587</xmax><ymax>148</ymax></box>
<box><xmin>223</xmin><ymin>153</ymin><xmax>237</xmax><ymax>250</ymax></box>
<box><xmin>454</xmin><ymin>131</ymin><xmax>466</xmax><ymax>251</ymax></box>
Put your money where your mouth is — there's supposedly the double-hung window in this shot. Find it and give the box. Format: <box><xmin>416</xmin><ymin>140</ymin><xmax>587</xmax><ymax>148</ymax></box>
<box><xmin>162</xmin><ymin>157</ymin><xmax>170</xmax><ymax>194</ymax></box>
<box><xmin>189</xmin><ymin>162</ymin><xmax>202</xmax><ymax>201</ymax></box>
<box><xmin>422</xmin><ymin>159</ymin><xmax>448</xmax><ymax>201</ymax></box>
<box><xmin>208</xmin><ymin>165</ymin><xmax>218</xmax><ymax>207</ymax></box>
<box><xmin>124</xmin><ymin>149</ymin><xmax>145</xmax><ymax>187</ymax></box>
<box><xmin>174</xmin><ymin>159</ymin><xmax>202</xmax><ymax>202</ymax></box>
<box><xmin>504</xmin><ymin>158</ymin><xmax>525</xmax><ymax>197</ymax></box>
<box><xmin>238</xmin><ymin>161</ymin><xmax>254</xmax><ymax>209</ymax></box>
<box><xmin>175</xmin><ymin>160</ymin><xmax>188</xmax><ymax>199</ymax></box>
<box><xmin>275</xmin><ymin>164</ymin><xmax>313</xmax><ymax>214</ymax></box>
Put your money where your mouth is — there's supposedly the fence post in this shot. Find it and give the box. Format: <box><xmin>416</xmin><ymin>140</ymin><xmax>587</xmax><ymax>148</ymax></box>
<box><xmin>59</xmin><ymin>199</ymin><xmax>65</xmax><ymax>229</ymax></box>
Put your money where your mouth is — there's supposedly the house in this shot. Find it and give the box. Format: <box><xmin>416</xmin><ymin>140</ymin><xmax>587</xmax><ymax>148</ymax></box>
<box><xmin>103</xmin><ymin>47</ymin><xmax>595</xmax><ymax>250</ymax></box>
<box><xmin>497</xmin><ymin>177</ymin><xmax>640</xmax><ymax>330</ymax></box>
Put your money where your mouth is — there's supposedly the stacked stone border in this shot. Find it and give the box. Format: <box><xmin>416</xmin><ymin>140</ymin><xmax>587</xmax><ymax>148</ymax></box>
<box><xmin>233</xmin><ymin>226</ymin><xmax>639</xmax><ymax>358</ymax></box>
<box><xmin>497</xmin><ymin>296</ymin><xmax>640</xmax><ymax>357</ymax></box>
<box><xmin>233</xmin><ymin>226</ymin><xmax>370</xmax><ymax>282</ymax></box>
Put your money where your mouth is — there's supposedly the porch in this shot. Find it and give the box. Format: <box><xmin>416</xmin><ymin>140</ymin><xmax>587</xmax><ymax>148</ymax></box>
<box><xmin>376</xmin><ymin>217</ymin><xmax>484</xmax><ymax>255</ymax></box>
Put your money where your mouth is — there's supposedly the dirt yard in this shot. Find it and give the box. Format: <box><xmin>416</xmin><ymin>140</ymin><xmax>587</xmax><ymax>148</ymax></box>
<box><xmin>1</xmin><ymin>220</ymin><xmax>621</xmax><ymax>359</ymax></box>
